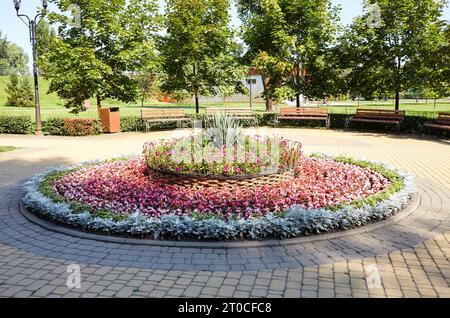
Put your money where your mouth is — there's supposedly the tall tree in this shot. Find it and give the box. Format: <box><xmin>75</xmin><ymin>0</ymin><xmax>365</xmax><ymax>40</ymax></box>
<box><xmin>280</xmin><ymin>0</ymin><xmax>340</xmax><ymax>106</ymax></box>
<box><xmin>42</xmin><ymin>0</ymin><xmax>161</xmax><ymax>114</ymax></box>
<box><xmin>337</xmin><ymin>0</ymin><xmax>448</xmax><ymax>110</ymax></box>
<box><xmin>0</xmin><ymin>32</ymin><xmax>29</xmax><ymax>76</ymax></box>
<box><xmin>160</xmin><ymin>0</ymin><xmax>245</xmax><ymax>114</ymax></box>
<box><xmin>420</xmin><ymin>21</ymin><xmax>450</xmax><ymax>106</ymax></box>
<box><xmin>36</xmin><ymin>18</ymin><xmax>57</xmax><ymax>72</ymax></box>
<box><xmin>240</xmin><ymin>0</ymin><xmax>295</xmax><ymax>111</ymax></box>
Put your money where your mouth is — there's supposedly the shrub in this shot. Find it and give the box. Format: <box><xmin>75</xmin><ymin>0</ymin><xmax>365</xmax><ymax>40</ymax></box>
<box><xmin>63</xmin><ymin>119</ymin><xmax>101</xmax><ymax>136</ymax></box>
<box><xmin>265</xmin><ymin>112</ymin><xmax>442</xmax><ymax>136</ymax></box>
<box><xmin>120</xmin><ymin>116</ymin><xmax>146</xmax><ymax>132</ymax></box>
<box><xmin>259</xmin><ymin>112</ymin><xmax>278</xmax><ymax>127</ymax></box>
<box><xmin>44</xmin><ymin>118</ymin><xmax>66</xmax><ymax>136</ymax></box>
<box><xmin>0</xmin><ymin>115</ymin><xmax>33</xmax><ymax>134</ymax></box>
<box><xmin>43</xmin><ymin>118</ymin><xmax>101</xmax><ymax>136</ymax></box>
<box><xmin>121</xmin><ymin>115</ymin><xmax>194</xmax><ymax>132</ymax></box>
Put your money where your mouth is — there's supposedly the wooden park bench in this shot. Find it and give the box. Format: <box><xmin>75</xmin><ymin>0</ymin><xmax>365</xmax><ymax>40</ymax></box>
<box><xmin>346</xmin><ymin>109</ymin><xmax>406</xmax><ymax>134</ymax></box>
<box><xmin>206</xmin><ymin>108</ymin><xmax>258</xmax><ymax>125</ymax></box>
<box><xmin>421</xmin><ymin>112</ymin><xmax>450</xmax><ymax>136</ymax></box>
<box><xmin>278</xmin><ymin>107</ymin><xmax>330</xmax><ymax>128</ymax></box>
<box><xmin>141</xmin><ymin>108</ymin><xmax>191</xmax><ymax>132</ymax></box>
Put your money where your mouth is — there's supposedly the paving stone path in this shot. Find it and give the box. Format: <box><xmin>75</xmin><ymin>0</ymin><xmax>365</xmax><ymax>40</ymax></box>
<box><xmin>0</xmin><ymin>130</ymin><xmax>449</xmax><ymax>298</ymax></box>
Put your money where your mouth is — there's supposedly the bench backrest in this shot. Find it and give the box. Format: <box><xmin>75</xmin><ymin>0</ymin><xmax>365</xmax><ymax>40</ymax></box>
<box><xmin>206</xmin><ymin>108</ymin><xmax>254</xmax><ymax>117</ymax></box>
<box><xmin>355</xmin><ymin>109</ymin><xmax>406</xmax><ymax>120</ymax></box>
<box><xmin>436</xmin><ymin>112</ymin><xmax>450</xmax><ymax>125</ymax></box>
<box><xmin>280</xmin><ymin>107</ymin><xmax>329</xmax><ymax>117</ymax></box>
<box><xmin>141</xmin><ymin>108</ymin><xmax>186</xmax><ymax>119</ymax></box>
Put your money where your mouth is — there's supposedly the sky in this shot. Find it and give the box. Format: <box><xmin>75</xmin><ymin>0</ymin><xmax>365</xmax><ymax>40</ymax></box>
<box><xmin>0</xmin><ymin>0</ymin><xmax>449</xmax><ymax>71</ymax></box>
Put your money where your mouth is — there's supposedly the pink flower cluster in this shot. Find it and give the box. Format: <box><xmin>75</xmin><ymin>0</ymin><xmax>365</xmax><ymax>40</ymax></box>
<box><xmin>53</xmin><ymin>157</ymin><xmax>390</xmax><ymax>219</ymax></box>
<box><xmin>144</xmin><ymin>136</ymin><xmax>299</xmax><ymax>177</ymax></box>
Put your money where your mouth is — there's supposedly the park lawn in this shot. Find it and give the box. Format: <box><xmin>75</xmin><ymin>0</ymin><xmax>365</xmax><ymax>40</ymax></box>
<box><xmin>0</xmin><ymin>76</ymin><xmax>64</xmax><ymax>108</ymax></box>
<box><xmin>1</xmin><ymin>101</ymin><xmax>450</xmax><ymax>122</ymax></box>
<box><xmin>0</xmin><ymin>146</ymin><xmax>16</xmax><ymax>153</ymax></box>
<box><xmin>1</xmin><ymin>76</ymin><xmax>449</xmax><ymax>121</ymax></box>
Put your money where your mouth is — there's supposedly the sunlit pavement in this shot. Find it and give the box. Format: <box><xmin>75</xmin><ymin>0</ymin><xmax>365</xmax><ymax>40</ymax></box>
<box><xmin>0</xmin><ymin>129</ymin><xmax>449</xmax><ymax>298</ymax></box>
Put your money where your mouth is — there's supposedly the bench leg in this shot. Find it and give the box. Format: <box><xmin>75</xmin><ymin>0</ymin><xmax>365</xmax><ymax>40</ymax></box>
<box><xmin>344</xmin><ymin>118</ymin><xmax>351</xmax><ymax>130</ymax></box>
<box><xmin>419</xmin><ymin>124</ymin><xmax>424</xmax><ymax>138</ymax></box>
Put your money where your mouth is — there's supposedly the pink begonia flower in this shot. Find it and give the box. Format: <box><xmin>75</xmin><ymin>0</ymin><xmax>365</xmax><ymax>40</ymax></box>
<box><xmin>53</xmin><ymin>157</ymin><xmax>390</xmax><ymax>219</ymax></box>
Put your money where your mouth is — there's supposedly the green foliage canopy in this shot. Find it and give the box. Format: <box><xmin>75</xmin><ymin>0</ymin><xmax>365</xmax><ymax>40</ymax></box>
<box><xmin>42</xmin><ymin>0</ymin><xmax>161</xmax><ymax>114</ymax></box>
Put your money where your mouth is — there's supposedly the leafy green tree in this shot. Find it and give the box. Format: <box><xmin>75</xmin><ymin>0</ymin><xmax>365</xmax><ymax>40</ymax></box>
<box><xmin>36</xmin><ymin>18</ymin><xmax>57</xmax><ymax>71</ymax></box>
<box><xmin>43</xmin><ymin>0</ymin><xmax>161</xmax><ymax>114</ymax></box>
<box><xmin>337</xmin><ymin>0</ymin><xmax>448</xmax><ymax>110</ymax></box>
<box><xmin>280</xmin><ymin>0</ymin><xmax>340</xmax><ymax>106</ymax></box>
<box><xmin>160</xmin><ymin>0</ymin><xmax>246</xmax><ymax>114</ymax></box>
<box><xmin>135</xmin><ymin>66</ymin><xmax>162</xmax><ymax>108</ymax></box>
<box><xmin>0</xmin><ymin>32</ymin><xmax>29</xmax><ymax>76</ymax></box>
<box><xmin>240</xmin><ymin>0</ymin><xmax>295</xmax><ymax>111</ymax></box>
<box><xmin>420</xmin><ymin>21</ymin><xmax>450</xmax><ymax>107</ymax></box>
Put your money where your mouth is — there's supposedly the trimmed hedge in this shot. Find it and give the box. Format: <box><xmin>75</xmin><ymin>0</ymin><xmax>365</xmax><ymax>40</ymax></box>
<box><xmin>121</xmin><ymin>115</ymin><xmax>195</xmax><ymax>132</ymax></box>
<box><xmin>270</xmin><ymin>112</ymin><xmax>446</xmax><ymax>136</ymax></box>
<box><xmin>0</xmin><ymin>111</ymin><xmax>446</xmax><ymax>137</ymax></box>
<box><xmin>63</xmin><ymin>113</ymin><xmax>449</xmax><ymax>136</ymax></box>
<box><xmin>44</xmin><ymin>118</ymin><xmax>101</xmax><ymax>136</ymax></box>
<box><xmin>0</xmin><ymin>115</ymin><xmax>33</xmax><ymax>134</ymax></box>
<box><xmin>44</xmin><ymin>118</ymin><xmax>66</xmax><ymax>136</ymax></box>
<box><xmin>120</xmin><ymin>116</ymin><xmax>146</xmax><ymax>132</ymax></box>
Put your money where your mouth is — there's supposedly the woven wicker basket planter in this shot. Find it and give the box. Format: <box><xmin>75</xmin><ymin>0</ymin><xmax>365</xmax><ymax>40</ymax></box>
<box><xmin>148</xmin><ymin>168</ymin><xmax>296</xmax><ymax>189</ymax></box>
<box><xmin>144</xmin><ymin>138</ymin><xmax>302</xmax><ymax>189</ymax></box>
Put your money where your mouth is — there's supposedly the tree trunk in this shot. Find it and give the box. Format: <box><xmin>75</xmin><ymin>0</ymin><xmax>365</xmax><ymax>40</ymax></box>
<box><xmin>265</xmin><ymin>98</ymin><xmax>275</xmax><ymax>112</ymax></box>
<box><xmin>96</xmin><ymin>95</ymin><xmax>102</xmax><ymax>117</ymax></box>
<box><xmin>195</xmin><ymin>93</ymin><xmax>199</xmax><ymax>114</ymax></box>
<box><xmin>295</xmin><ymin>57</ymin><xmax>303</xmax><ymax>109</ymax></box>
<box><xmin>193</xmin><ymin>64</ymin><xmax>200</xmax><ymax>114</ymax></box>
<box><xmin>394</xmin><ymin>57</ymin><xmax>401</xmax><ymax>111</ymax></box>
<box><xmin>262</xmin><ymin>76</ymin><xmax>275</xmax><ymax>112</ymax></box>
<box><xmin>395</xmin><ymin>90</ymin><xmax>400</xmax><ymax>111</ymax></box>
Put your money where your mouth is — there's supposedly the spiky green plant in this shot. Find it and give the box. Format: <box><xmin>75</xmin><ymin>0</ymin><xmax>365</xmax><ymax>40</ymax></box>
<box><xmin>204</xmin><ymin>112</ymin><xmax>243</xmax><ymax>148</ymax></box>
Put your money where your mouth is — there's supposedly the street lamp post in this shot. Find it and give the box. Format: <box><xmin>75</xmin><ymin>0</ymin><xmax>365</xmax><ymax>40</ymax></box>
<box><xmin>13</xmin><ymin>0</ymin><xmax>48</xmax><ymax>136</ymax></box>
<box><xmin>248</xmin><ymin>74</ymin><xmax>253</xmax><ymax>110</ymax></box>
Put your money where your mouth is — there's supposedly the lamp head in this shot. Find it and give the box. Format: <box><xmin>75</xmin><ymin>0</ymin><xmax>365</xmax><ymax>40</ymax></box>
<box><xmin>13</xmin><ymin>0</ymin><xmax>21</xmax><ymax>12</ymax></box>
<box><xmin>42</xmin><ymin>0</ymin><xmax>48</xmax><ymax>10</ymax></box>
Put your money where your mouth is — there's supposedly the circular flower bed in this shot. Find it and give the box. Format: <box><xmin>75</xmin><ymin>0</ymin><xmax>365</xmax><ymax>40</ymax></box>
<box><xmin>23</xmin><ymin>153</ymin><xmax>416</xmax><ymax>241</ymax></box>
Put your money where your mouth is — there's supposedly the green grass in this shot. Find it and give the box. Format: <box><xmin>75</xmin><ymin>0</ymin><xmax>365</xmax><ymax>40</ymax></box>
<box><xmin>0</xmin><ymin>146</ymin><xmax>16</xmax><ymax>153</ymax></box>
<box><xmin>1</xmin><ymin>76</ymin><xmax>449</xmax><ymax>122</ymax></box>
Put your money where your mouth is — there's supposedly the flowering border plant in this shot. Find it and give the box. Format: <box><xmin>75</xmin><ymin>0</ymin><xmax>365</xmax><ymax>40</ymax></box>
<box><xmin>22</xmin><ymin>154</ymin><xmax>416</xmax><ymax>241</ymax></box>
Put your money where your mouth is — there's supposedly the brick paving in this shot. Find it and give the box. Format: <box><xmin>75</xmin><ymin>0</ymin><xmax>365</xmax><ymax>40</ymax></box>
<box><xmin>0</xmin><ymin>129</ymin><xmax>449</xmax><ymax>298</ymax></box>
